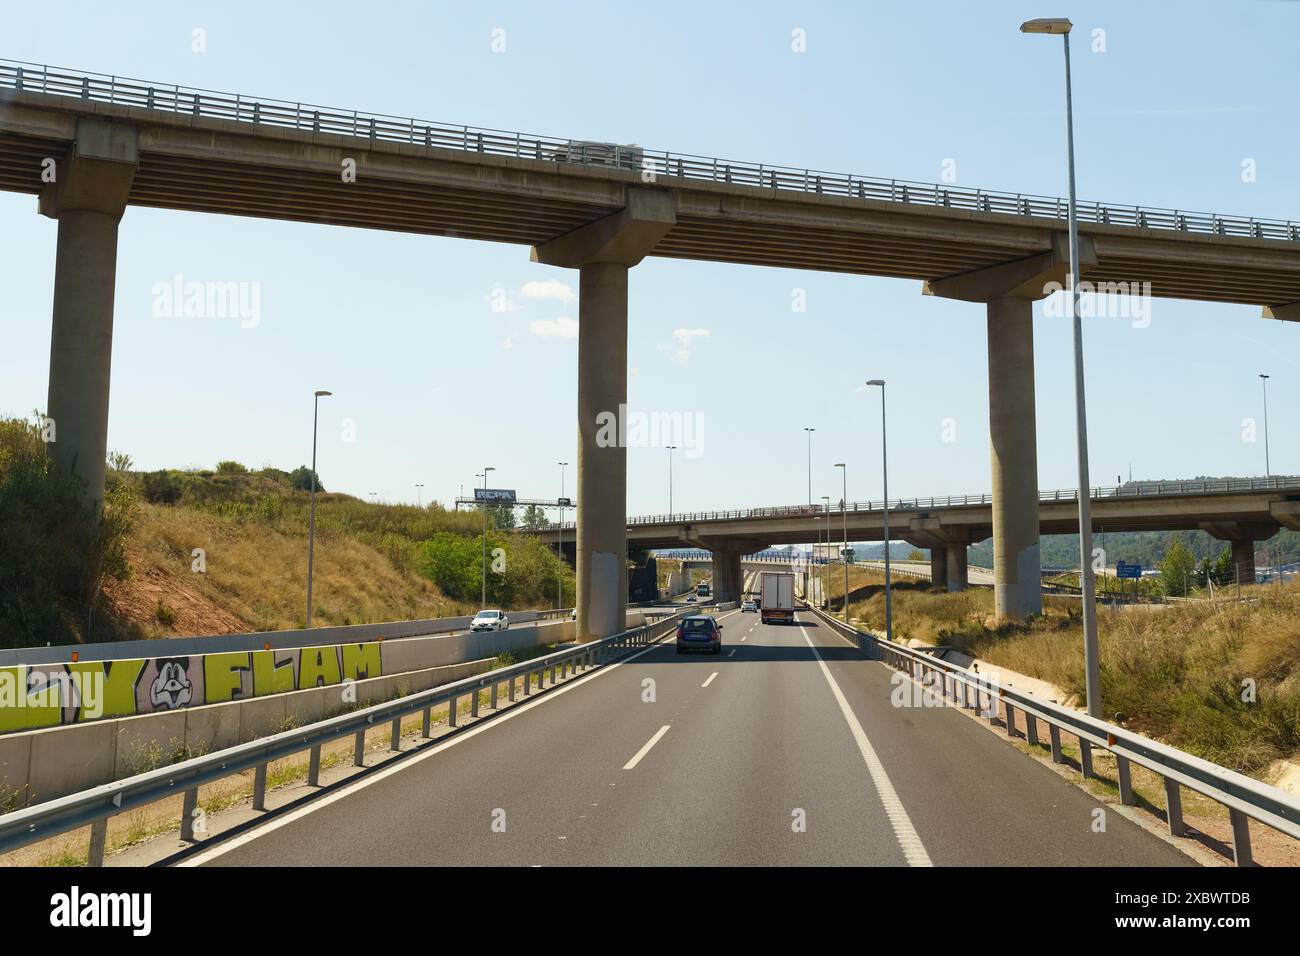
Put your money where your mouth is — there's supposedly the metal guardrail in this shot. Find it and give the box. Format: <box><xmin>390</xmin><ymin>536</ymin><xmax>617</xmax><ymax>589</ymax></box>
<box><xmin>2</xmin><ymin>59</ymin><xmax>1298</xmax><ymax>242</ymax></box>
<box><xmin>807</xmin><ymin>604</ymin><xmax>1300</xmax><ymax>866</ymax></box>
<box><xmin>0</xmin><ymin>611</ymin><xmax>684</xmax><ymax>866</ymax></box>
<box><xmin>603</xmin><ymin>476</ymin><xmax>1300</xmax><ymax>529</ymax></box>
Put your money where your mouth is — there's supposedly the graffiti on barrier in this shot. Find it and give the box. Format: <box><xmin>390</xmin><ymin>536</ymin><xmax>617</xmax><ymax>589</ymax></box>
<box><xmin>0</xmin><ymin>642</ymin><xmax>382</xmax><ymax>733</ymax></box>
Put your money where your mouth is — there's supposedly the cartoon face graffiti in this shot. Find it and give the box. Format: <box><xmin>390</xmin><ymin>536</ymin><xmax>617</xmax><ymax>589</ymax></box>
<box><xmin>150</xmin><ymin>659</ymin><xmax>193</xmax><ymax>710</ymax></box>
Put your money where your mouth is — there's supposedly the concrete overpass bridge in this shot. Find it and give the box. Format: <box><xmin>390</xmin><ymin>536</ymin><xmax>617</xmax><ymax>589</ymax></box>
<box><xmin>532</xmin><ymin>477</ymin><xmax>1300</xmax><ymax>602</ymax></box>
<box><xmin>5</xmin><ymin>59</ymin><xmax>1300</xmax><ymax>638</ymax></box>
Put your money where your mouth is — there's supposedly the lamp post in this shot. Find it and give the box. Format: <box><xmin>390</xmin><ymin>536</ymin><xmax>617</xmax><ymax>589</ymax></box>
<box><xmin>667</xmin><ymin>445</ymin><xmax>678</xmax><ymax>520</ymax></box>
<box><xmin>480</xmin><ymin>466</ymin><xmax>494</xmax><ymax>609</ymax></box>
<box><xmin>415</xmin><ymin>483</ymin><xmax>424</xmax><ymax>508</ymax></box>
<box><xmin>803</xmin><ymin>427</ymin><xmax>815</xmax><ymax>509</ymax></box>
<box><xmin>866</xmin><ymin>380</ymin><xmax>892</xmax><ymax>642</ymax></box>
<box><xmin>1259</xmin><ymin>374</ymin><xmax>1271</xmax><ymax>478</ymax></box>
<box><xmin>1021</xmin><ymin>16</ymin><xmax>1101</xmax><ymax>718</ymax></box>
<box><xmin>557</xmin><ymin>460</ymin><xmax>568</xmax><ymax>609</ymax></box>
<box><xmin>835</xmin><ymin>463</ymin><xmax>848</xmax><ymax>622</ymax></box>
<box><xmin>305</xmin><ymin>389</ymin><xmax>331</xmax><ymax>629</ymax></box>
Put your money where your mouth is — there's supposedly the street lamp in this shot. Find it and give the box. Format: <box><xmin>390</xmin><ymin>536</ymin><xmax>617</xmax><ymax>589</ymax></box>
<box><xmin>305</xmin><ymin>389</ymin><xmax>332</xmax><ymax>629</ymax></box>
<box><xmin>1021</xmin><ymin>16</ymin><xmax>1101</xmax><ymax>719</ymax></box>
<box><xmin>1259</xmin><ymin>374</ymin><xmax>1271</xmax><ymax>478</ymax></box>
<box><xmin>557</xmin><ymin>461</ymin><xmax>568</xmax><ymax>609</ymax></box>
<box><xmin>480</xmin><ymin>466</ymin><xmax>495</xmax><ymax>609</ymax></box>
<box><xmin>866</xmin><ymin>380</ymin><xmax>892</xmax><ymax>643</ymax></box>
<box><xmin>667</xmin><ymin>445</ymin><xmax>678</xmax><ymax>520</ymax></box>
<box><xmin>803</xmin><ymin>427</ymin><xmax>815</xmax><ymax>509</ymax></box>
<box><xmin>415</xmin><ymin>483</ymin><xmax>424</xmax><ymax>508</ymax></box>
<box><xmin>835</xmin><ymin>463</ymin><xmax>848</xmax><ymax>622</ymax></box>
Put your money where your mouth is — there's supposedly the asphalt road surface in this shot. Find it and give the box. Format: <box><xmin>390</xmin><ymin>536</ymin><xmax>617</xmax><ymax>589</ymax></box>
<box><xmin>185</xmin><ymin>609</ymin><xmax>1192</xmax><ymax>867</ymax></box>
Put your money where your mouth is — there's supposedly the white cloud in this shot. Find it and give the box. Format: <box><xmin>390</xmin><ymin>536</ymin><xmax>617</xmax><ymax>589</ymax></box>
<box><xmin>502</xmin><ymin>336</ymin><xmax>513</xmax><ymax>350</ymax></box>
<box><xmin>483</xmin><ymin>285</ymin><xmax>521</xmax><ymax>313</ymax></box>
<box><xmin>529</xmin><ymin>315</ymin><xmax>579</xmax><ymax>338</ymax></box>
<box><xmin>520</xmin><ymin>280</ymin><xmax>577</xmax><ymax>304</ymax></box>
<box><xmin>670</xmin><ymin>327</ymin><xmax>710</xmax><ymax>363</ymax></box>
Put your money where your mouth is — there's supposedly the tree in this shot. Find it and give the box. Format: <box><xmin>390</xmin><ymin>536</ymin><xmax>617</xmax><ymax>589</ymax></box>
<box><xmin>907</xmin><ymin>549</ymin><xmax>925</xmax><ymax>561</ymax></box>
<box><xmin>1159</xmin><ymin>538</ymin><xmax>1196</xmax><ymax>596</ymax></box>
<box><xmin>289</xmin><ymin>466</ymin><xmax>323</xmax><ymax>493</ymax></box>
<box><xmin>487</xmin><ymin>504</ymin><xmax>516</xmax><ymax>530</ymax></box>
<box><xmin>521</xmin><ymin>504</ymin><xmax>548</xmax><ymax>530</ymax></box>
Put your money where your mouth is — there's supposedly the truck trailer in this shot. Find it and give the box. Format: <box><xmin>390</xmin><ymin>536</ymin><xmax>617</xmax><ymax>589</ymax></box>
<box><xmin>759</xmin><ymin>571</ymin><xmax>796</xmax><ymax>625</ymax></box>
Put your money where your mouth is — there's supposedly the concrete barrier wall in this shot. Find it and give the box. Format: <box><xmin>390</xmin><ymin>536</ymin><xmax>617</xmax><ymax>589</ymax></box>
<box><xmin>0</xmin><ymin>653</ymin><xmax>507</xmax><ymax>809</ymax></box>
<box><xmin>0</xmin><ymin>620</ymin><xmax>576</xmax><ymax>735</ymax></box>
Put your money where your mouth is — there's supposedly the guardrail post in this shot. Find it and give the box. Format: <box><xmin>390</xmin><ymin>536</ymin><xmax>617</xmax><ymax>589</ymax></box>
<box><xmin>421</xmin><ymin>708</ymin><xmax>431</xmax><ymax>739</ymax></box>
<box><xmin>491</xmin><ymin>681</ymin><xmax>499</xmax><ymax>709</ymax></box>
<box><xmin>87</xmin><ymin>817</ymin><xmax>108</xmax><ymax>867</ymax></box>
<box><xmin>390</xmin><ymin>716</ymin><xmax>402</xmax><ymax>751</ymax></box>
<box><xmin>448</xmin><ymin>695</ymin><xmax>458</xmax><ymax>727</ymax></box>
<box><xmin>509</xmin><ymin>675</ymin><xmax>517</xmax><ymax>701</ymax></box>
<box><xmin>1049</xmin><ymin>725</ymin><xmax>1063</xmax><ymax>763</ymax></box>
<box><xmin>473</xmin><ymin>687</ymin><xmax>482</xmax><ymax>717</ymax></box>
<box><xmin>1025</xmin><ymin>714</ymin><xmax>1038</xmax><ymax>747</ymax></box>
<box><xmin>1004</xmin><ymin>702</ymin><xmax>1016</xmax><ymax>736</ymax></box>
<box><xmin>308</xmin><ymin>745</ymin><xmax>322</xmax><ymax>786</ymax></box>
<box><xmin>1229</xmin><ymin>808</ymin><xmax>1254</xmax><ymax>866</ymax></box>
<box><xmin>180</xmin><ymin>787</ymin><xmax>199</xmax><ymax>842</ymax></box>
<box><xmin>1163</xmin><ymin>777</ymin><xmax>1184</xmax><ymax>836</ymax></box>
<box><xmin>1116</xmin><ymin>755</ymin><xmax>1134</xmax><ymax>805</ymax></box>
<box><xmin>522</xmin><ymin>671</ymin><xmax>531</xmax><ymax>696</ymax></box>
<box><xmin>1079</xmin><ymin>739</ymin><xmax>1094</xmax><ymax>779</ymax></box>
<box><xmin>550</xmin><ymin>662</ymin><xmax>558</xmax><ymax>685</ymax></box>
<box><xmin>252</xmin><ymin>763</ymin><xmax>268</xmax><ymax>810</ymax></box>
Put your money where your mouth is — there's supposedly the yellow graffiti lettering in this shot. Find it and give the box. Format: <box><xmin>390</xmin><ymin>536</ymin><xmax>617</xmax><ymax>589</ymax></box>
<box><xmin>204</xmin><ymin>652</ymin><xmax>251</xmax><ymax>704</ymax></box>
<box><xmin>0</xmin><ymin>667</ymin><xmax>62</xmax><ymax>732</ymax></box>
<box><xmin>341</xmin><ymin>643</ymin><xmax>381</xmax><ymax>682</ymax></box>
<box><xmin>298</xmin><ymin>647</ymin><xmax>341</xmax><ymax>688</ymax></box>
<box><xmin>68</xmin><ymin>659</ymin><xmax>145</xmax><ymax>720</ymax></box>
<box><xmin>251</xmin><ymin>649</ymin><xmax>296</xmax><ymax>697</ymax></box>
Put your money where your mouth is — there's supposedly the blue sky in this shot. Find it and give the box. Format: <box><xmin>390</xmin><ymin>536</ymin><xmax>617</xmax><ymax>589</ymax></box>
<box><xmin>2</xmin><ymin>1</ymin><xmax>1297</xmax><ymax>517</ymax></box>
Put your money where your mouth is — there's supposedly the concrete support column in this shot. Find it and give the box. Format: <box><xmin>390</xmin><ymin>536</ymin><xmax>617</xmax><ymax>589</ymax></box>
<box><xmin>1231</xmin><ymin>538</ymin><xmax>1257</xmax><ymax>585</ymax></box>
<box><xmin>987</xmin><ymin>297</ymin><xmax>1042</xmax><ymax>619</ymax></box>
<box><xmin>711</xmin><ymin>550</ymin><xmax>743</xmax><ymax>603</ymax></box>
<box><xmin>39</xmin><ymin>119</ymin><xmax>138</xmax><ymax>506</ymax></box>
<box><xmin>946</xmin><ymin>543</ymin><xmax>969</xmax><ymax>592</ymax></box>
<box><xmin>929</xmin><ymin>545</ymin><xmax>949</xmax><ymax>590</ymax></box>
<box><xmin>575</xmin><ymin>262</ymin><xmax>629</xmax><ymax>640</ymax></box>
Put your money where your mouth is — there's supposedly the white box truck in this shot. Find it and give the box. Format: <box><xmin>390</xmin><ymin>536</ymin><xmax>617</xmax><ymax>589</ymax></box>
<box><xmin>759</xmin><ymin>571</ymin><xmax>796</xmax><ymax>625</ymax></box>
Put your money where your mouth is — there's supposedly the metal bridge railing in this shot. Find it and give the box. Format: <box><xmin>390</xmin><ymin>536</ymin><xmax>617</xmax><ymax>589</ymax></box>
<box><xmin>807</xmin><ymin>604</ymin><xmax>1300</xmax><ymax>866</ymax></box>
<box><xmin>3</xmin><ymin>58</ymin><xmax>1298</xmax><ymax>243</ymax></box>
<box><xmin>0</xmin><ymin>611</ymin><xmax>684</xmax><ymax>865</ymax></box>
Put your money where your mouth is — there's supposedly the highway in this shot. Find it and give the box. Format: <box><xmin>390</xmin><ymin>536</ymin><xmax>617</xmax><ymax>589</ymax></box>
<box><xmin>183</xmin><ymin>608</ymin><xmax>1191</xmax><ymax>867</ymax></box>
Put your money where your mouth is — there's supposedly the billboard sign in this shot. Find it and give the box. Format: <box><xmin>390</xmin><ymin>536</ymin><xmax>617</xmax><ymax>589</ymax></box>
<box><xmin>474</xmin><ymin>488</ymin><xmax>517</xmax><ymax>504</ymax></box>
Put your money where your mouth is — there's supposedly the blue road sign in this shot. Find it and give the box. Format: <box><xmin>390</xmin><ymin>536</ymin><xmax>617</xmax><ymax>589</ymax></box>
<box><xmin>1116</xmin><ymin>562</ymin><xmax>1142</xmax><ymax>579</ymax></box>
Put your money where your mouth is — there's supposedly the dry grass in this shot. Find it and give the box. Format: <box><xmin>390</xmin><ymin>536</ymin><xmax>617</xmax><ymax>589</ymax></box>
<box><xmin>852</xmin><ymin>579</ymin><xmax>1300</xmax><ymax>775</ymax></box>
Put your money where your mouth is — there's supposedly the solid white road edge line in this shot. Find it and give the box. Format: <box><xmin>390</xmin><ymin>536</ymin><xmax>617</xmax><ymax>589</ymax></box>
<box><xmin>798</xmin><ymin>624</ymin><xmax>934</xmax><ymax>867</ymax></box>
<box><xmin>622</xmin><ymin>725</ymin><xmax>671</xmax><ymax>770</ymax></box>
<box><xmin>179</xmin><ymin>629</ymin><xmax>677</xmax><ymax>867</ymax></box>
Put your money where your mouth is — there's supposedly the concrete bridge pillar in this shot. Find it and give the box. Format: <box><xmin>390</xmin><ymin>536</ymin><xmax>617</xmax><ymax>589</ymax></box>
<box><xmin>946</xmin><ymin>542</ymin><xmax>969</xmax><ymax>592</ymax></box>
<box><xmin>712</xmin><ymin>549</ymin><xmax>743</xmax><ymax>603</ymax></box>
<box><xmin>39</xmin><ymin>119</ymin><xmax>138</xmax><ymax>505</ymax></box>
<box><xmin>986</xmin><ymin>296</ymin><xmax>1042</xmax><ymax>619</ymax></box>
<box><xmin>1202</xmin><ymin>521</ymin><xmax>1278</xmax><ymax>587</ymax></box>
<box><xmin>1231</xmin><ymin>539</ymin><xmax>1256</xmax><ymax>585</ymax></box>
<box><xmin>531</xmin><ymin>188</ymin><xmax>676</xmax><ymax>640</ymax></box>
<box><xmin>929</xmin><ymin>545</ymin><xmax>949</xmax><ymax>590</ymax></box>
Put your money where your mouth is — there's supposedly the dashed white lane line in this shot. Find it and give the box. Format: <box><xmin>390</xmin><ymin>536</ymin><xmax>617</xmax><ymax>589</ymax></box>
<box><xmin>727</xmin><ymin>649</ymin><xmax>736</xmax><ymax>658</ymax></box>
<box><xmin>701</xmin><ymin>671</ymin><xmax>718</xmax><ymax>688</ymax></box>
<box><xmin>623</xmin><ymin>725</ymin><xmax>671</xmax><ymax>770</ymax></box>
<box><xmin>179</xmin><ymin>629</ymin><xmax>673</xmax><ymax>867</ymax></box>
<box><xmin>798</xmin><ymin>624</ymin><xmax>934</xmax><ymax>867</ymax></box>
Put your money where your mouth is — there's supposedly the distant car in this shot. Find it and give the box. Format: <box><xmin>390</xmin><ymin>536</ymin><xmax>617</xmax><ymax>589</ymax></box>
<box><xmin>676</xmin><ymin>614</ymin><xmax>722</xmax><ymax>655</ymax></box>
<box><xmin>741</xmin><ymin>599</ymin><xmax>758</xmax><ymax>613</ymax></box>
<box><xmin>571</xmin><ymin>608</ymin><xmax>577</xmax><ymax>620</ymax></box>
<box><xmin>686</xmin><ymin>595</ymin><xmax>697</xmax><ymax>603</ymax></box>
<box><xmin>470</xmin><ymin>610</ymin><xmax>509</xmax><ymax>632</ymax></box>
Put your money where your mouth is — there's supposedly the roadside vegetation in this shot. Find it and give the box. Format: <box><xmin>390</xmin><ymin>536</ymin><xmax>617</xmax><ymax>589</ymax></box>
<box><xmin>844</xmin><ymin>572</ymin><xmax>1300</xmax><ymax>777</ymax></box>
<box><xmin>0</xmin><ymin>413</ymin><xmax>575</xmax><ymax>646</ymax></box>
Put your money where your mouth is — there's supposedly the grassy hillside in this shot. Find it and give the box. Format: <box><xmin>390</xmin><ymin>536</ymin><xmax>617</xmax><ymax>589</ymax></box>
<box><xmin>847</xmin><ymin>580</ymin><xmax>1300</xmax><ymax>775</ymax></box>
<box><xmin>0</xmin><ymin>415</ymin><xmax>575</xmax><ymax>646</ymax></box>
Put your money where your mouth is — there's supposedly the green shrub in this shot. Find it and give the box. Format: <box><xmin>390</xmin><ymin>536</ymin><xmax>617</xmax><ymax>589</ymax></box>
<box><xmin>215</xmin><ymin>460</ymin><xmax>248</xmax><ymax>475</ymax></box>
<box><xmin>142</xmin><ymin>470</ymin><xmax>183</xmax><ymax>504</ymax></box>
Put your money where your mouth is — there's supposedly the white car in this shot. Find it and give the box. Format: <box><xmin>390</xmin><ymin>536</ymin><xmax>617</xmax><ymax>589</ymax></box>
<box><xmin>741</xmin><ymin>599</ymin><xmax>758</xmax><ymax>613</ymax></box>
<box><xmin>471</xmin><ymin>609</ymin><xmax>509</xmax><ymax>632</ymax></box>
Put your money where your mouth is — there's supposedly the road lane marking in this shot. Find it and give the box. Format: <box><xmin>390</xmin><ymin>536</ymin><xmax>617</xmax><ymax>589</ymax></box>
<box><xmin>623</xmin><ymin>725</ymin><xmax>671</xmax><ymax>770</ymax></box>
<box><xmin>798</xmin><ymin>624</ymin><xmax>934</xmax><ymax>867</ymax></box>
<box><xmin>728</xmin><ymin>650</ymin><xmax>736</xmax><ymax>658</ymax></box>
<box><xmin>701</xmin><ymin>671</ymin><xmax>718</xmax><ymax>688</ymax></box>
<box><xmin>179</xmin><ymin>628</ymin><xmax>681</xmax><ymax>867</ymax></box>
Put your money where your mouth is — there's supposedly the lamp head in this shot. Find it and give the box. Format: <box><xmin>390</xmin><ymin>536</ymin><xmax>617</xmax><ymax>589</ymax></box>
<box><xmin>1020</xmin><ymin>18</ymin><xmax>1072</xmax><ymax>35</ymax></box>
<box><xmin>314</xmin><ymin>389</ymin><xmax>332</xmax><ymax>397</ymax></box>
